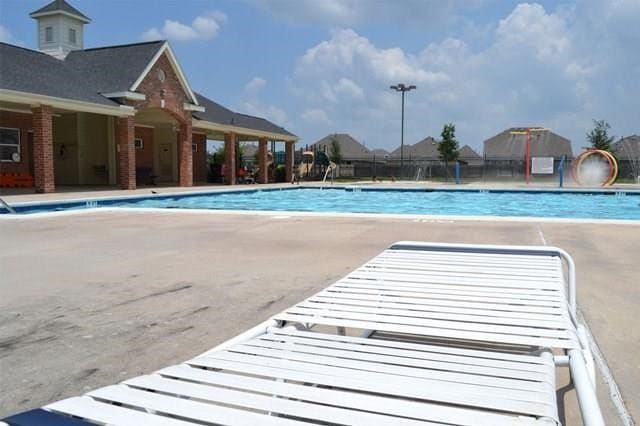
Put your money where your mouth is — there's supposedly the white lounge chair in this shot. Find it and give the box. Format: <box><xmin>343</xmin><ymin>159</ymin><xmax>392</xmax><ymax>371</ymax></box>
<box><xmin>1</xmin><ymin>242</ymin><xmax>604</xmax><ymax>425</ymax></box>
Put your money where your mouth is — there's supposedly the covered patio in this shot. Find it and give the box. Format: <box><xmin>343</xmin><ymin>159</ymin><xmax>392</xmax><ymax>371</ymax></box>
<box><xmin>0</xmin><ymin>40</ymin><xmax>296</xmax><ymax>194</ymax></box>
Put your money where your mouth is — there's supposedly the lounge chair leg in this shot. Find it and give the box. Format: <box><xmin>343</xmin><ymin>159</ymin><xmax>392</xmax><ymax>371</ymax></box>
<box><xmin>569</xmin><ymin>349</ymin><xmax>605</xmax><ymax>426</ymax></box>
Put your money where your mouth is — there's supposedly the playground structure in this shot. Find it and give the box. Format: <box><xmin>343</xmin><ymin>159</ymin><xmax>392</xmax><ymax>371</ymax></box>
<box><xmin>572</xmin><ymin>149</ymin><xmax>618</xmax><ymax>186</ymax></box>
<box><xmin>298</xmin><ymin>151</ymin><xmax>315</xmax><ymax>178</ymax></box>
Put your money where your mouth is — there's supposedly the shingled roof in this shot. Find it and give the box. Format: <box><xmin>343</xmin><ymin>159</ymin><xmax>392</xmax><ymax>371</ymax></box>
<box><xmin>64</xmin><ymin>41</ymin><xmax>165</xmax><ymax>94</ymax></box>
<box><xmin>612</xmin><ymin>135</ymin><xmax>640</xmax><ymax>160</ymax></box>
<box><xmin>193</xmin><ymin>93</ymin><xmax>295</xmax><ymax>137</ymax></box>
<box><xmin>311</xmin><ymin>134</ymin><xmax>371</xmax><ymax>159</ymax></box>
<box><xmin>30</xmin><ymin>0</ymin><xmax>91</xmax><ymax>22</ymax></box>
<box><xmin>483</xmin><ymin>128</ymin><xmax>573</xmax><ymax>159</ymax></box>
<box><xmin>0</xmin><ymin>41</ymin><xmax>295</xmax><ymax>138</ymax></box>
<box><xmin>389</xmin><ymin>136</ymin><xmax>439</xmax><ymax>159</ymax></box>
<box><xmin>0</xmin><ymin>42</ymin><xmax>117</xmax><ymax>106</ymax></box>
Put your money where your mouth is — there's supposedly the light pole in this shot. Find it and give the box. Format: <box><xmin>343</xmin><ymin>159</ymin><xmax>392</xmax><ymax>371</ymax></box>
<box><xmin>390</xmin><ymin>83</ymin><xmax>416</xmax><ymax>179</ymax></box>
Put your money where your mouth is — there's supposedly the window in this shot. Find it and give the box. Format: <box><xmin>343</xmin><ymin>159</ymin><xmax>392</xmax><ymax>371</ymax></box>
<box><xmin>68</xmin><ymin>28</ymin><xmax>76</xmax><ymax>44</ymax></box>
<box><xmin>192</xmin><ymin>143</ymin><xmax>198</xmax><ymax>153</ymax></box>
<box><xmin>134</xmin><ymin>138</ymin><xmax>143</xmax><ymax>149</ymax></box>
<box><xmin>45</xmin><ymin>26</ymin><xmax>53</xmax><ymax>42</ymax></box>
<box><xmin>157</xmin><ymin>69</ymin><xmax>166</xmax><ymax>82</ymax></box>
<box><xmin>0</xmin><ymin>127</ymin><xmax>20</xmax><ymax>162</ymax></box>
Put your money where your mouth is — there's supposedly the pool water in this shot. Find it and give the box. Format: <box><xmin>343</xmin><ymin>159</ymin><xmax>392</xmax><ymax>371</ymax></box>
<box><xmin>105</xmin><ymin>188</ymin><xmax>640</xmax><ymax>220</ymax></box>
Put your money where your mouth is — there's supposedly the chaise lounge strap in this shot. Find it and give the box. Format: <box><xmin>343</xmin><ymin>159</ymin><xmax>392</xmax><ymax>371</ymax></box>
<box><xmin>274</xmin><ymin>243</ymin><xmax>579</xmax><ymax>349</ymax></box>
<box><xmin>34</xmin><ymin>329</ymin><xmax>558</xmax><ymax>425</ymax></box>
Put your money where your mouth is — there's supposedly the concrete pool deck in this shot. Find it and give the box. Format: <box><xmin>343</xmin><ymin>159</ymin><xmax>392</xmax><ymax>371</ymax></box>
<box><xmin>0</xmin><ymin>208</ymin><xmax>638</xmax><ymax>424</ymax></box>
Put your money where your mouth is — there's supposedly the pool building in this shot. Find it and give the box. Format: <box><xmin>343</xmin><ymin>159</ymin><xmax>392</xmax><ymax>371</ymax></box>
<box><xmin>0</xmin><ymin>0</ymin><xmax>297</xmax><ymax>193</ymax></box>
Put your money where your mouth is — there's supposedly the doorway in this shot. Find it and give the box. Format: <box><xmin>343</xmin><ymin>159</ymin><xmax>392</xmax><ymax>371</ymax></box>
<box><xmin>158</xmin><ymin>143</ymin><xmax>173</xmax><ymax>182</ymax></box>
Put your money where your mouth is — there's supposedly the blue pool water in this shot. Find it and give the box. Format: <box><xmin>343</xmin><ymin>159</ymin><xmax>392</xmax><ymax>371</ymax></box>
<box><xmin>7</xmin><ymin>187</ymin><xmax>640</xmax><ymax>220</ymax></box>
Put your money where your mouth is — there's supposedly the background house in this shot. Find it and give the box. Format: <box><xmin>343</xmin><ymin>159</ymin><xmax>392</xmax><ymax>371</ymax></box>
<box><xmin>612</xmin><ymin>135</ymin><xmax>640</xmax><ymax>181</ymax></box>
<box><xmin>482</xmin><ymin>128</ymin><xmax>572</xmax><ymax>178</ymax></box>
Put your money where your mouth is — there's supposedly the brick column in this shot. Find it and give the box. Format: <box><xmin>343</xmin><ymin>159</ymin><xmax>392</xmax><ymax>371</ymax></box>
<box><xmin>117</xmin><ymin>116</ymin><xmax>136</xmax><ymax>190</ymax></box>
<box><xmin>285</xmin><ymin>141</ymin><xmax>294</xmax><ymax>183</ymax></box>
<box><xmin>179</xmin><ymin>118</ymin><xmax>193</xmax><ymax>187</ymax></box>
<box><xmin>224</xmin><ymin>132</ymin><xmax>236</xmax><ymax>185</ymax></box>
<box><xmin>258</xmin><ymin>137</ymin><xmax>269</xmax><ymax>184</ymax></box>
<box><xmin>32</xmin><ymin>105</ymin><xmax>55</xmax><ymax>193</ymax></box>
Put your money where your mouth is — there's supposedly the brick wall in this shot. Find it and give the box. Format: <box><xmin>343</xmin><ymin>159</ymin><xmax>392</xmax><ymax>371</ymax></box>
<box><xmin>178</xmin><ymin>118</ymin><xmax>192</xmax><ymax>187</ymax></box>
<box><xmin>117</xmin><ymin>116</ymin><xmax>135</xmax><ymax>190</ymax></box>
<box><xmin>0</xmin><ymin>111</ymin><xmax>33</xmax><ymax>176</ymax></box>
<box><xmin>134</xmin><ymin>126</ymin><xmax>154</xmax><ymax>169</ymax></box>
<box><xmin>133</xmin><ymin>53</ymin><xmax>190</xmax><ymax>123</ymax></box>
<box><xmin>32</xmin><ymin>106</ymin><xmax>55</xmax><ymax>193</ymax></box>
<box><xmin>133</xmin><ymin>52</ymin><xmax>196</xmax><ymax>186</ymax></box>
<box><xmin>192</xmin><ymin>133</ymin><xmax>207</xmax><ymax>183</ymax></box>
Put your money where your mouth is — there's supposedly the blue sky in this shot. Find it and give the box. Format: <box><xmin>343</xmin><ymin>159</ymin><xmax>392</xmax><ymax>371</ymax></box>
<box><xmin>1</xmin><ymin>0</ymin><xmax>638</xmax><ymax>153</ymax></box>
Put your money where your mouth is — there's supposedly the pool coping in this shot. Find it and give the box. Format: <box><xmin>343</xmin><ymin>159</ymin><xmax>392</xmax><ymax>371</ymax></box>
<box><xmin>2</xmin><ymin>184</ymin><xmax>640</xmax><ymax>223</ymax></box>
<box><xmin>2</xmin><ymin>206</ymin><xmax>639</xmax><ymax>226</ymax></box>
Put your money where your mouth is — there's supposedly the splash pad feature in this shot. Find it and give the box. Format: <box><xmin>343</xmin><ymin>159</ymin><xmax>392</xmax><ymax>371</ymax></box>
<box><xmin>509</xmin><ymin>128</ymin><xmax>550</xmax><ymax>184</ymax></box>
<box><xmin>572</xmin><ymin>149</ymin><xmax>618</xmax><ymax>186</ymax></box>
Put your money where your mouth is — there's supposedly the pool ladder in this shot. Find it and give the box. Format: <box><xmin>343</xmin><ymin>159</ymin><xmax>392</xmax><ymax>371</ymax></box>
<box><xmin>0</xmin><ymin>197</ymin><xmax>16</xmax><ymax>214</ymax></box>
<box><xmin>321</xmin><ymin>161</ymin><xmax>337</xmax><ymax>189</ymax></box>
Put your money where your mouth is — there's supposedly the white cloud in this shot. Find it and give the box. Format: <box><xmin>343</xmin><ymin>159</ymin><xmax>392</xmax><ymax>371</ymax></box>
<box><xmin>0</xmin><ymin>24</ymin><xmax>18</xmax><ymax>44</ymax></box>
<box><xmin>321</xmin><ymin>78</ymin><xmax>364</xmax><ymax>103</ymax></box>
<box><xmin>287</xmin><ymin>2</ymin><xmax>640</xmax><ymax>152</ymax></box>
<box><xmin>254</xmin><ymin>0</ymin><xmax>466</xmax><ymax>29</ymax></box>
<box><xmin>238</xmin><ymin>77</ymin><xmax>288</xmax><ymax>125</ymax></box>
<box><xmin>141</xmin><ymin>11</ymin><xmax>226</xmax><ymax>42</ymax></box>
<box><xmin>301</xmin><ymin>108</ymin><xmax>332</xmax><ymax>125</ymax></box>
<box><xmin>495</xmin><ymin>3</ymin><xmax>570</xmax><ymax>62</ymax></box>
<box><xmin>244</xmin><ymin>77</ymin><xmax>267</xmax><ymax>94</ymax></box>
<box><xmin>243</xmin><ymin>101</ymin><xmax>288</xmax><ymax>126</ymax></box>
<box><xmin>296</xmin><ymin>29</ymin><xmax>449</xmax><ymax>87</ymax></box>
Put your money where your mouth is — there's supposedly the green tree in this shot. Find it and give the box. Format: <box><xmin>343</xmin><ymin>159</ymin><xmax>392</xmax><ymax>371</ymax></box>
<box><xmin>209</xmin><ymin>145</ymin><xmax>245</xmax><ymax>166</ymax></box>
<box><xmin>329</xmin><ymin>136</ymin><xmax>343</xmax><ymax>164</ymax></box>
<box><xmin>438</xmin><ymin>123</ymin><xmax>459</xmax><ymax>180</ymax></box>
<box><xmin>586</xmin><ymin>119</ymin><xmax>615</xmax><ymax>152</ymax></box>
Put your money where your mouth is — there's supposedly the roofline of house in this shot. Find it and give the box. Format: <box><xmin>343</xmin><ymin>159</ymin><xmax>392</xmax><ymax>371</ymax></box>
<box><xmin>193</xmin><ymin>118</ymin><xmax>298</xmax><ymax>142</ymax></box>
<box><xmin>29</xmin><ymin>10</ymin><xmax>91</xmax><ymax>24</ymax></box>
<box><xmin>101</xmin><ymin>91</ymin><xmax>146</xmax><ymax>101</ymax></box>
<box><xmin>184</xmin><ymin>102</ymin><xmax>205</xmax><ymax>112</ymax></box>
<box><xmin>0</xmin><ymin>89</ymin><xmax>135</xmax><ymax>117</ymax></box>
<box><xmin>129</xmin><ymin>41</ymin><xmax>198</xmax><ymax>106</ymax></box>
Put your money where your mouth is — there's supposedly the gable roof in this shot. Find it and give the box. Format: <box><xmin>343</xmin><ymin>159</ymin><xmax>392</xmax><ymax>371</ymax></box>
<box><xmin>0</xmin><ymin>42</ymin><xmax>117</xmax><ymax>107</ymax></box>
<box><xmin>612</xmin><ymin>135</ymin><xmax>640</xmax><ymax>160</ymax></box>
<box><xmin>129</xmin><ymin>42</ymin><xmax>198</xmax><ymax>104</ymax></box>
<box><xmin>64</xmin><ymin>41</ymin><xmax>165</xmax><ymax>95</ymax></box>
<box><xmin>370</xmin><ymin>148</ymin><xmax>389</xmax><ymax>157</ymax></box>
<box><xmin>30</xmin><ymin>0</ymin><xmax>91</xmax><ymax>23</ymax></box>
<box><xmin>483</xmin><ymin>127</ymin><xmax>573</xmax><ymax>159</ymax></box>
<box><xmin>390</xmin><ymin>136</ymin><xmax>439</xmax><ymax>158</ymax></box>
<box><xmin>311</xmin><ymin>134</ymin><xmax>371</xmax><ymax>159</ymax></box>
<box><xmin>0</xmin><ymin>40</ymin><xmax>294</xmax><ymax>137</ymax></box>
<box><xmin>459</xmin><ymin>144</ymin><xmax>481</xmax><ymax>158</ymax></box>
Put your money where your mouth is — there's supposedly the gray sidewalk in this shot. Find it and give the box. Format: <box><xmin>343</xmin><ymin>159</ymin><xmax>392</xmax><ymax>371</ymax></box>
<box><xmin>1</xmin><ymin>211</ymin><xmax>637</xmax><ymax>424</ymax></box>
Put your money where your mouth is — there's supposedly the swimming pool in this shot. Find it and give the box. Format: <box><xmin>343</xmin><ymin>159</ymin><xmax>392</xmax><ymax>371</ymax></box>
<box><xmin>5</xmin><ymin>187</ymin><xmax>640</xmax><ymax>220</ymax></box>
